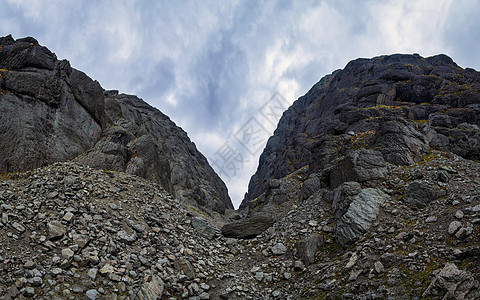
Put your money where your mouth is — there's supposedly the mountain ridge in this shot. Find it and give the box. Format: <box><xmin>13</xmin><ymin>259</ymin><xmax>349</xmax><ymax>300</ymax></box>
<box><xmin>0</xmin><ymin>34</ymin><xmax>232</xmax><ymax>214</ymax></box>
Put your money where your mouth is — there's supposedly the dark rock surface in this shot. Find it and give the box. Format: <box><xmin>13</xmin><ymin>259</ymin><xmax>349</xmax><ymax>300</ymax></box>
<box><xmin>0</xmin><ymin>35</ymin><xmax>232</xmax><ymax>214</ymax></box>
<box><xmin>0</xmin><ymin>35</ymin><xmax>103</xmax><ymax>172</ymax></box>
<box><xmin>221</xmin><ymin>214</ymin><xmax>275</xmax><ymax>239</ymax></box>
<box><xmin>241</xmin><ymin>53</ymin><xmax>480</xmax><ymax>211</ymax></box>
<box><xmin>75</xmin><ymin>90</ymin><xmax>231</xmax><ymax>214</ymax></box>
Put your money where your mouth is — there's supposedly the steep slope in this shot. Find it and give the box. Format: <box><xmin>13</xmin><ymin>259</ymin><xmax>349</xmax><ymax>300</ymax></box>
<box><xmin>0</xmin><ymin>35</ymin><xmax>232</xmax><ymax>214</ymax></box>
<box><xmin>241</xmin><ymin>53</ymin><xmax>480</xmax><ymax>212</ymax></box>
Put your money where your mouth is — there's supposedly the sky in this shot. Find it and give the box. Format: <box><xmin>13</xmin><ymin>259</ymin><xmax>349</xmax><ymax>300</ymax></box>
<box><xmin>1</xmin><ymin>0</ymin><xmax>480</xmax><ymax>208</ymax></box>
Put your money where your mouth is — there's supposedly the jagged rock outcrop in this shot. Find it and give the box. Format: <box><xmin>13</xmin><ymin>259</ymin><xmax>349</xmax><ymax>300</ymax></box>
<box><xmin>0</xmin><ymin>35</ymin><xmax>104</xmax><ymax>172</ymax></box>
<box><xmin>75</xmin><ymin>90</ymin><xmax>231</xmax><ymax>214</ymax></box>
<box><xmin>0</xmin><ymin>35</ymin><xmax>232</xmax><ymax>213</ymax></box>
<box><xmin>241</xmin><ymin>53</ymin><xmax>480</xmax><ymax>213</ymax></box>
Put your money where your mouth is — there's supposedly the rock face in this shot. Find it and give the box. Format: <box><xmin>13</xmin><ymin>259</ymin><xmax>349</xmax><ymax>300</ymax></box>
<box><xmin>0</xmin><ymin>35</ymin><xmax>232</xmax><ymax>213</ymax></box>
<box><xmin>241</xmin><ymin>53</ymin><xmax>480</xmax><ymax>211</ymax></box>
<box><xmin>0</xmin><ymin>35</ymin><xmax>103</xmax><ymax>172</ymax></box>
<box><xmin>75</xmin><ymin>90</ymin><xmax>231</xmax><ymax>214</ymax></box>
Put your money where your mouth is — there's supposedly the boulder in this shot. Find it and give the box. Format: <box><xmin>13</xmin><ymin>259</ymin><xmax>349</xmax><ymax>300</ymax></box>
<box><xmin>403</xmin><ymin>180</ymin><xmax>437</xmax><ymax>209</ymax></box>
<box><xmin>191</xmin><ymin>217</ymin><xmax>218</xmax><ymax>240</ymax></box>
<box><xmin>423</xmin><ymin>263</ymin><xmax>480</xmax><ymax>299</ymax></box>
<box><xmin>221</xmin><ymin>214</ymin><xmax>275</xmax><ymax>239</ymax></box>
<box><xmin>327</xmin><ymin>181</ymin><xmax>362</xmax><ymax>221</ymax></box>
<box><xmin>295</xmin><ymin>233</ymin><xmax>325</xmax><ymax>266</ymax></box>
<box><xmin>336</xmin><ymin>188</ymin><xmax>387</xmax><ymax>246</ymax></box>
<box><xmin>330</xmin><ymin>149</ymin><xmax>388</xmax><ymax>188</ymax></box>
<box><xmin>138</xmin><ymin>275</ymin><xmax>164</xmax><ymax>300</ymax></box>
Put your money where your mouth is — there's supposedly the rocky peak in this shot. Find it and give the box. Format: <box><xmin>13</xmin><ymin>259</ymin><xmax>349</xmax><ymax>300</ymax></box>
<box><xmin>241</xmin><ymin>53</ymin><xmax>480</xmax><ymax>212</ymax></box>
<box><xmin>0</xmin><ymin>35</ymin><xmax>232</xmax><ymax>214</ymax></box>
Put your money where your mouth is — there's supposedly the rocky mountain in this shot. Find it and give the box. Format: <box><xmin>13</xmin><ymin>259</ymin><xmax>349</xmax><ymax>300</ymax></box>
<box><xmin>241</xmin><ymin>53</ymin><xmax>480</xmax><ymax>212</ymax></box>
<box><xmin>0</xmin><ymin>35</ymin><xmax>232</xmax><ymax>214</ymax></box>
<box><xmin>1</xmin><ymin>35</ymin><xmax>480</xmax><ymax>299</ymax></box>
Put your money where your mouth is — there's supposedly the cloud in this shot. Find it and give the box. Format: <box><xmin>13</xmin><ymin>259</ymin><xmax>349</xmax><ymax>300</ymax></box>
<box><xmin>1</xmin><ymin>0</ymin><xmax>480</xmax><ymax>207</ymax></box>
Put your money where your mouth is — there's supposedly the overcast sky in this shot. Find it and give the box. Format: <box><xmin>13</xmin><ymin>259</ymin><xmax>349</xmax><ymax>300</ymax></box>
<box><xmin>2</xmin><ymin>0</ymin><xmax>480</xmax><ymax>208</ymax></box>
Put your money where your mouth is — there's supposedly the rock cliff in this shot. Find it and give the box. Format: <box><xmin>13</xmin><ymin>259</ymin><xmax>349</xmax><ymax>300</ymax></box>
<box><xmin>0</xmin><ymin>35</ymin><xmax>232</xmax><ymax>214</ymax></box>
<box><xmin>241</xmin><ymin>53</ymin><xmax>480</xmax><ymax>212</ymax></box>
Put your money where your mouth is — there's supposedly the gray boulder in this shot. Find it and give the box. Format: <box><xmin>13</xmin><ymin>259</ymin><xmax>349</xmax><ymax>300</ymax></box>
<box><xmin>295</xmin><ymin>233</ymin><xmax>325</xmax><ymax>266</ymax></box>
<box><xmin>336</xmin><ymin>188</ymin><xmax>387</xmax><ymax>246</ymax></box>
<box><xmin>403</xmin><ymin>180</ymin><xmax>437</xmax><ymax>209</ymax></box>
<box><xmin>221</xmin><ymin>214</ymin><xmax>275</xmax><ymax>239</ymax></box>
<box><xmin>300</xmin><ymin>174</ymin><xmax>321</xmax><ymax>201</ymax></box>
<box><xmin>328</xmin><ymin>181</ymin><xmax>362</xmax><ymax>221</ymax></box>
<box><xmin>191</xmin><ymin>217</ymin><xmax>218</xmax><ymax>240</ymax></box>
<box><xmin>423</xmin><ymin>263</ymin><xmax>480</xmax><ymax>299</ymax></box>
<box><xmin>330</xmin><ymin>149</ymin><xmax>388</xmax><ymax>188</ymax></box>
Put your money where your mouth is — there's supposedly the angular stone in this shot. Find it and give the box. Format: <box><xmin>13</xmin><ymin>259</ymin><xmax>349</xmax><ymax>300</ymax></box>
<box><xmin>72</xmin><ymin>234</ymin><xmax>89</xmax><ymax>248</ymax></box>
<box><xmin>174</xmin><ymin>258</ymin><xmax>195</xmax><ymax>280</ymax></box>
<box><xmin>12</xmin><ymin>222</ymin><xmax>25</xmax><ymax>233</ymax></box>
<box><xmin>47</xmin><ymin>221</ymin><xmax>66</xmax><ymax>240</ymax></box>
<box><xmin>330</xmin><ymin>149</ymin><xmax>388</xmax><ymax>188</ymax></box>
<box><xmin>423</xmin><ymin>263</ymin><xmax>480</xmax><ymax>299</ymax></box>
<box><xmin>85</xmin><ymin>289</ymin><xmax>98</xmax><ymax>300</ymax></box>
<box><xmin>99</xmin><ymin>264</ymin><xmax>114</xmax><ymax>275</ymax></box>
<box><xmin>448</xmin><ymin>221</ymin><xmax>462</xmax><ymax>235</ymax></box>
<box><xmin>336</xmin><ymin>188</ymin><xmax>387</xmax><ymax>246</ymax></box>
<box><xmin>295</xmin><ymin>233</ymin><xmax>325</xmax><ymax>266</ymax></box>
<box><xmin>404</xmin><ymin>180</ymin><xmax>437</xmax><ymax>209</ymax></box>
<box><xmin>271</xmin><ymin>243</ymin><xmax>287</xmax><ymax>256</ymax></box>
<box><xmin>61</xmin><ymin>248</ymin><xmax>74</xmax><ymax>260</ymax></box>
<box><xmin>191</xmin><ymin>217</ymin><xmax>217</xmax><ymax>240</ymax></box>
<box><xmin>221</xmin><ymin>214</ymin><xmax>274</xmax><ymax>239</ymax></box>
<box><xmin>117</xmin><ymin>230</ymin><xmax>137</xmax><ymax>244</ymax></box>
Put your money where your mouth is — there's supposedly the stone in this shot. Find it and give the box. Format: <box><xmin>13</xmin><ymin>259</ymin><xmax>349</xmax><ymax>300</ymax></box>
<box><xmin>88</xmin><ymin>268</ymin><xmax>98</xmax><ymax>281</ymax></box>
<box><xmin>221</xmin><ymin>214</ymin><xmax>275</xmax><ymax>239</ymax></box>
<box><xmin>117</xmin><ymin>230</ymin><xmax>137</xmax><ymax>244</ymax></box>
<box><xmin>191</xmin><ymin>217</ymin><xmax>217</xmax><ymax>240</ymax></box>
<box><xmin>374</xmin><ymin>261</ymin><xmax>385</xmax><ymax>273</ymax></box>
<box><xmin>72</xmin><ymin>234</ymin><xmax>89</xmax><ymax>248</ymax></box>
<box><xmin>345</xmin><ymin>253</ymin><xmax>358</xmax><ymax>269</ymax></box>
<box><xmin>255</xmin><ymin>272</ymin><xmax>264</xmax><ymax>282</ymax></box>
<box><xmin>63</xmin><ymin>212</ymin><xmax>74</xmax><ymax>222</ymax></box>
<box><xmin>295</xmin><ymin>233</ymin><xmax>325</xmax><ymax>266</ymax></box>
<box><xmin>99</xmin><ymin>264</ymin><xmax>114</xmax><ymax>274</ymax></box>
<box><xmin>271</xmin><ymin>243</ymin><xmax>287</xmax><ymax>256</ymax></box>
<box><xmin>174</xmin><ymin>258</ymin><xmax>195</xmax><ymax>280</ymax></box>
<box><xmin>423</xmin><ymin>263</ymin><xmax>480</xmax><ymax>299</ymax></box>
<box><xmin>330</xmin><ymin>149</ymin><xmax>388</xmax><ymax>188</ymax></box>
<box><xmin>47</xmin><ymin>221</ymin><xmax>65</xmax><ymax>240</ymax></box>
<box><xmin>336</xmin><ymin>188</ymin><xmax>387</xmax><ymax>246</ymax></box>
<box><xmin>300</xmin><ymin>174</ymin><xmax>321</xmax><ymax>200</ymax></box>
<box><xmin>199</xmin><ymin>292</ymin><xmax>210</xmax><ymax>299</ymax></box>
<box><xmin>455</xmin><ymin>225</ymin><xmax>474</xmax><ymax>239</ymax></box>
<box><xmin>12</xmin><ymin>222</ymin><xmax>25</xmax><ymax>233</ymax></box>
<box><xmin>61</xmin><ymin>248</ymin><xmax>74</xmax><ymax>260</ymax></box>
<box><xmin>85</xmin><ymin>289</ymin><xmax>98</xmax><ymax>300</ymax></box>
<box><xmin>448</xmin><ymin>221</ymin><xmax>462</xmax><ymax>235</ymax></box>
<box><xmin>455</xmin><ymin>210</ymin><xmax>464</xmax><ymax>219</ymax></box>
<box><xmin>425</xmin><ymin>216</ymin><xmax>437</xmax><ymax>223</ymax></box>
<box><xmin>403</xmin><ymin>180</ymin><xmax>437</xmax><ymax>209</ymax></box>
